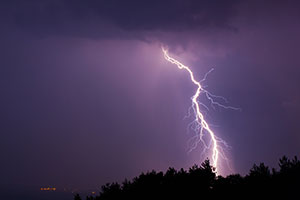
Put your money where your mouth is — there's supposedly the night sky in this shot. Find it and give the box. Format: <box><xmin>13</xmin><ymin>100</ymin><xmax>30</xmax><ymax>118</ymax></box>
<box><xmin>1</xmin><ymin>0</ymin><xmax>300</xmax><ymax>197</ymax></box>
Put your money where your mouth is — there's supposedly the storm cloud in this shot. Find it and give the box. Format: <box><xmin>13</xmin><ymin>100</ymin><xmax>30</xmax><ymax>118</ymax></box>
<box><xmin>2</xmin><ymin>0</ymin><xmax>238</xmax><ymax>41</ymax></box>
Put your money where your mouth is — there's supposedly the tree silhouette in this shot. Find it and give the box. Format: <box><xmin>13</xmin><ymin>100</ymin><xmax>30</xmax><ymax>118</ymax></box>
<box><xmin>74</xmin><ymin>194</ymin><xmax>82</xmax><ymax>200</ymax></box>
<box><xmin>75</xmin><ymin>156</ymin><xmax>300</xmax><ymax>200</ymax></box>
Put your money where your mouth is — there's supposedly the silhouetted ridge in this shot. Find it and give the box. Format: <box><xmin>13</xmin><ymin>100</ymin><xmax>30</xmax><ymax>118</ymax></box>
<box><xmin>76</xmin><ymin>156</ymin><xmax>300</xmax><ymax>200</ymax></box>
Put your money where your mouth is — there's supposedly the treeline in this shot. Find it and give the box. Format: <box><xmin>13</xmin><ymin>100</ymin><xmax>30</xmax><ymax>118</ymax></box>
<box><xmin>75</xmin><ymin>156</ymin><xmax>300</xmax><ymax>200</ymax></box>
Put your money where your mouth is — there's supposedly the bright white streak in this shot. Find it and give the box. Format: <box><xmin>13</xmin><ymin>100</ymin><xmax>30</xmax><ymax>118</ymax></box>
<box><xmin>162</xmin><ymin>47</ymin><xmax>219</xmax><ymax>172</ymax></box>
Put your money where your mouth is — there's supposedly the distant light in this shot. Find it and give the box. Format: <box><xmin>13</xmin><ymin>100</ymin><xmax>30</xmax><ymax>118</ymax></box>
<box><xmin>40</xmin><ymin>187</ymin><xmax>57</xmax><ymax>191</ymax></box>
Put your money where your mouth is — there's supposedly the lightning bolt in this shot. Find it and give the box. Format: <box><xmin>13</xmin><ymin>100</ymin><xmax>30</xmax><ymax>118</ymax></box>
<box><xmin>162</xmin><ymin>47</ymin><xmax>238</xmax><ymax>173</ymax></box>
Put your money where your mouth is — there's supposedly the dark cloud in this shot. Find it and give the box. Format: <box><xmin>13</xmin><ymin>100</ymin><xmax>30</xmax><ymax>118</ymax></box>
<box><xmin>2</xmin><ymin>0</ymin><xmax>238</xmax><ymax>39</ymax></box>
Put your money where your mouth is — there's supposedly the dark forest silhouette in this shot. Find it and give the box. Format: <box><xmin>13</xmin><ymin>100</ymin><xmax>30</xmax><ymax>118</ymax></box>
<box><xmin>75</xmin><ymin>156</ymin><xmax>300</xmax><ymax>199</ymax></box>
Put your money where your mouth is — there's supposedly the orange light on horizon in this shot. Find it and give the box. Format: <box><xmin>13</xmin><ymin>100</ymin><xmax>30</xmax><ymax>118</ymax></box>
<box><xmin>40</xmin><ymin>187</ymin><xmax>57</xmax><ymax>191</ymax></box>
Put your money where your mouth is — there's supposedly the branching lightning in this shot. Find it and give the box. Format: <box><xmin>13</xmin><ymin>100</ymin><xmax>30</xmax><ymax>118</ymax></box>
<box><xmin>162</xmin><ymin>47</ymin><xmax>239</xmax><ymax>173</ymax></box>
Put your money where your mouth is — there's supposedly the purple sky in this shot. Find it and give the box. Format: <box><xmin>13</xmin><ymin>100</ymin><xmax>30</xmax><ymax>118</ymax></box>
<box><xmin>1</xmin><ymin>0</ymin><xmax>300</xmax><ymax>193</ymax></box>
